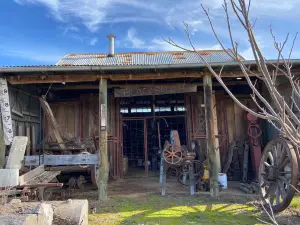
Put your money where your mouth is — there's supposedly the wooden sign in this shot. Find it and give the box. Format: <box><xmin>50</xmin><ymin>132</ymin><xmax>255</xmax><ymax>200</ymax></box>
<box><xmin>0</xmin><ymin>78</ymin><xmax>13</xmax><ymax>145</ymax></box>
<box><xmin>100</xmin><ymin>104</ymin><xmax>106</xmax><ymax>130</ymax></box>
<box><xmin>114</xmin><ymin>85</ymin><xmax>197</xmax><ymax>97</ymax></box>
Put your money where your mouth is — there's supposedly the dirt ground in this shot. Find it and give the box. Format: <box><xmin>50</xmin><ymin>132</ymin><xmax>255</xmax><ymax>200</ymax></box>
<box><xmin>59</xmin><ymin>171</ymin><xmax>252</xmax><ymax>199</ymax></box>
<box><xmin>0</xmin><ymin>172</ymin><xmax>299</xmax><ymax>224</ymax></box>
<box><xmin>47</xmin><ymin>172</ymin><xmax>300</xmax><ymax>225</ymax></box>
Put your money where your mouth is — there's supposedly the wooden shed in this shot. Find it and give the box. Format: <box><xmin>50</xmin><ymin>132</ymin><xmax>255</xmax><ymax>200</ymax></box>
<box><xmin>1</xmin><ymin>49</ymin><xmax>300</xmax><ymax>192</ymax></box>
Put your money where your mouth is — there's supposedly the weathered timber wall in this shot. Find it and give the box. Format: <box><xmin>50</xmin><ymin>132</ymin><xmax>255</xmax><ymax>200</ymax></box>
<box><xmin>45</xmin><ymin>101</ymin><xmax>80</xmax><ymax>142</ymax></box>
<box><xmin>216</xmin><ymin>95</ymin><xmax>250</xmax><ymax>167</ymax></box>
<box><xmin>8</xmin><ymin>86</ymin><xmax>41</xmax><ymax>155</ymax></box>
<box><xmin>261</xmin><ymin>77</ymin><xmax>300</xmax><ymax>144</ymax></box>
<box><xmin>185</xmin><ymin>92</ymin><xmax>250</xmax><ymax>169</ymax></box>
<box><xmin>44</xmin><ymin>94</ymin><xmax>122</xmax><ymax>178</ymax></box>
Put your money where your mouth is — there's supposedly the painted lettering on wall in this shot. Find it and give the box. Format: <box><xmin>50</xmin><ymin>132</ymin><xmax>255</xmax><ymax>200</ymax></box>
<box><xmin>114</xmin><ymin>85</ymin><xmax>197</xmax><ymax>97</ymax></box>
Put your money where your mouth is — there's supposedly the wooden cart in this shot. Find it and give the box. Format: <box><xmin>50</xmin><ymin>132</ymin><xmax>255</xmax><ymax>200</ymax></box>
<box><xmin>0</xmin><ymin>165</ymin><xmax>63</xmax><ymax>202</ymax></box>
<box><xmin>258</xmin><ymin>137</ymin><xmax>300</xmax><ymax>213</ymax></box>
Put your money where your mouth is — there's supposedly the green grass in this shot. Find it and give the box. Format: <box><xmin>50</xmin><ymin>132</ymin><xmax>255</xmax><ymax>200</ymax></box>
<box><xmin>89</xmin><ymin>194</ymin><xmax>262</xmax><ymax>225</ymax></box>
<box><xmin>290</xmin><ymin>195</ymin><xmax>300</xmax><ymax>210</ymax></box>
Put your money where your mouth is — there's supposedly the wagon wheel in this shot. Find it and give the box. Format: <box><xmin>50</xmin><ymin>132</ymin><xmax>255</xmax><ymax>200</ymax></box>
<box><xmin>91</xmin><ymin>165</ymin><xmax>99</xmax><ymax>187</ymax></box>
<box><xmin>259</xmin><ymin>138</ymin><xmax>298</xmax><ymax>213</ymax></box>
<box><xmin>162</xmin><ymin>144</ymin><xmax>183</xmax><ymax>165</ymax></box>
<box><xmin>178</xmin><ymin>160</ymin><xmax>204</xmax><ymax>186</ymax></box>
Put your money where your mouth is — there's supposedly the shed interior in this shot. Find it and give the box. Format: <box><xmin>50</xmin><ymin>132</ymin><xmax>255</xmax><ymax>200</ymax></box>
<box><xmin>7</xmin><ymin>76</ymin><xmax>263</xmax><ymax>184</ymax></box>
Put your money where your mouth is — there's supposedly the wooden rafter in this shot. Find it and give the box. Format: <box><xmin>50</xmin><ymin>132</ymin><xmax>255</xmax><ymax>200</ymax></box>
<box><xmin>7</xmin><ymin>70</ymin><xmax>258</xmax><ymax>85</ymax></box>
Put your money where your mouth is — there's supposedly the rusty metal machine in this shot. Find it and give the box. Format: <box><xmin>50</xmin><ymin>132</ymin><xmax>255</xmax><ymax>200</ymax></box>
<box><xmin>258</xmin><ymin>137</ymin><xmax>300</xmax><ymax>213</ymax></box>
<box><xmin>160</xmin><ymin>130</ymin><xmax>208</xmax><ymax>195</ymax></box>
<box><xmin>247</xmin><ymin>113</ymin><xmax>263</xmax><ymax>180</ymax></box>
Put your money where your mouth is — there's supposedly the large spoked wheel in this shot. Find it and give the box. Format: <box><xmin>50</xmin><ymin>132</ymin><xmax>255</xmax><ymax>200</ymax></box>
<box><xmin>91</xmin><ymin>165</ymin><xmax>99</xmax><ymax>187</ymax></box>
<box><xmin>259</xmin><ymin>138</ymin><xmax>298</xmax><ymax>213</ymax></box>
<box><xmin>163</xmin><ymin>144</ymin><xmax>183</xmax><ymax>165</ymax></box>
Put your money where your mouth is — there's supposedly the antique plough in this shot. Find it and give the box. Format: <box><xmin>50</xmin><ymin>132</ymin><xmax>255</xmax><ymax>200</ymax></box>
<box><xmin>258</xmin><ymin>137</ymin><xmax>300</xmax><ymax>213</ymax></box>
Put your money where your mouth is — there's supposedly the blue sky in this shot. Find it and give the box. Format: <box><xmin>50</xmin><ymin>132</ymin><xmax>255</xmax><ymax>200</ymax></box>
<box><xmin>0</xmin><ymin>0</ymin><xmax>300</xmax><ymax>66</ymax></box>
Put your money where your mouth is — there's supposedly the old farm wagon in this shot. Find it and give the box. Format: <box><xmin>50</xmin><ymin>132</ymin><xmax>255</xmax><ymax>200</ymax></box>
<box><xmin>0</xmin><ymin>35</ymin><xmax>300</xmax><ymax>209</ymax></box>
<box><xmin>259</xmin><ymin>138</ymin><xmax>300</xmax><ymax>213</ymax></box>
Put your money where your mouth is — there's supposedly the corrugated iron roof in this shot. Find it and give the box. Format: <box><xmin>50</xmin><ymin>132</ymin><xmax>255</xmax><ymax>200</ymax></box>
<box><xmin>56</xmin><ymin>50</ymin><xmax>242</xmax><ymax>66</ymax></box>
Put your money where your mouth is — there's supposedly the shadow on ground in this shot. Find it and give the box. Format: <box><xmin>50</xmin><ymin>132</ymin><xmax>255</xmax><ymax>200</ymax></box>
<box><xmin>89</xmin><ymin>194</ymin><xmax>260</xmax><ymax>225</ymax></box>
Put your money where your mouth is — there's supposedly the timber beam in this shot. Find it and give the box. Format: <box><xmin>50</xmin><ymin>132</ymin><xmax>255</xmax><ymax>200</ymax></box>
<box><xmin>7</xmin><ymin>71</ymin><xmax>255</xmax><ymax>85</ymax></box>
<box><xmin>43</xmin><ymin>80</ymin><xmax>249</xmax><ymax>90</ymax></box>
<box><xmin>98</xmin><ymin>79</ymin><xmax>108</xmax><ymax>201</ymax></box>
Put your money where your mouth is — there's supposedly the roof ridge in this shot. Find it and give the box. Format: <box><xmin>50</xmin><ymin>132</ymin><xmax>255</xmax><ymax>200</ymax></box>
<box><xmin>65</xmin><ymin>49</ymin><xmax>232</xmax><ymax>56</ymax></box>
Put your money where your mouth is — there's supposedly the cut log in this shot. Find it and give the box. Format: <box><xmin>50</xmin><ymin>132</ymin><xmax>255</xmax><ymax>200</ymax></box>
<box><xmin>39</xmin><ymin>98</ymin><xmax>66</xmax><ymax>150</ymax></box>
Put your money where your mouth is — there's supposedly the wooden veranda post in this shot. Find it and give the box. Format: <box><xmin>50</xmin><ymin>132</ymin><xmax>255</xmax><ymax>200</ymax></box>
<box><xmin>98</xmin><ymin>79</ymin><xmax>108</xmax><ymax>201</ymax></box>
<box><xmin>203</xmin><ymin>74</ymin><xmax>221</xmax><ymax>198</ymax></box>
<box><xmin>0</xmin><ymin>119</ymin><xmax>5</xmax><ymax>168</ymax></box>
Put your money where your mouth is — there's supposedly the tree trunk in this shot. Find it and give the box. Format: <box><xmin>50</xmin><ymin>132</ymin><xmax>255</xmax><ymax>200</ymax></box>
<box><xmin>98</xmin><ymin>79</ymin><xmax>108</xmax><ymax>201</ymax></box>
<box><xmin>203</xmin><ymin>74</ymin><xmax>221</xmax><ymax>198</ymax></box>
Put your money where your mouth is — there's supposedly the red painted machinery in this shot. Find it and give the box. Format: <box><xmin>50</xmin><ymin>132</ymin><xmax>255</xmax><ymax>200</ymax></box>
<box><xmin>247</xmin><ymin>113</ymin><xmax>262</xmax><ymax>180</ymax></box>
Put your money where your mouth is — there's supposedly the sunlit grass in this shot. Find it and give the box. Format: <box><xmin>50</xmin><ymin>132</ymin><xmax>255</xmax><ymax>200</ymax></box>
<box><xmin>290</xmin><ymin>195</ymin><xmax>300</xmax><ymax>209</ymax></box>
<box><xmin>89</xmin><ymin>194</ymin><xmax>261</xmax><ymax>225</ymax></box>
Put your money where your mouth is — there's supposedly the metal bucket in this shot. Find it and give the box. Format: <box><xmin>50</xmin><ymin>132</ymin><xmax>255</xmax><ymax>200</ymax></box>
<box><xmin>218</xmin><ymin>173</ymin><xmax>228</xmax><ymax>189</ymax></box>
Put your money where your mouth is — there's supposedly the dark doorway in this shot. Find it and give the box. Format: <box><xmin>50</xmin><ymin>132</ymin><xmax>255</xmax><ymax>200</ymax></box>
<box><xmin>121</xmin><ymin>94</ymin><xmax>186</xmax><ymax>176</ymax></box>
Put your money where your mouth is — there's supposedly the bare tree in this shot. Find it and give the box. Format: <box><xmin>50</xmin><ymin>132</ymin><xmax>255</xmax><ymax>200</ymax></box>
<box><xmin>166</xmin><ymin>0</ymin><xmax>300</xmax><ymax>220</ymax></box>
<box><xmin>166</xmin><ymin>0</ymin><xmax>300</xmax><ymax>147</ymax></box>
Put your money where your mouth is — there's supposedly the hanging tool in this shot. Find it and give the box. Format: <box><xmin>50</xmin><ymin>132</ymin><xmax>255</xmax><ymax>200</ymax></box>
<box><xmin>242</xmin><ymin>142</ymin><xmax>249</xmax><ymax>182</ymax></box>
<box><xmin>247</xmin><ymin>113</ymin><xmax>262</xmax><ymax>180</ymax></box>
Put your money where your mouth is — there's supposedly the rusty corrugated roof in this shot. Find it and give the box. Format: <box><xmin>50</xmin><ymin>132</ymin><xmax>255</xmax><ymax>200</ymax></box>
<box><xmin>56</xmin><ymin>50</ymin><xmax>242</xmax><ymax>66</ymax></box>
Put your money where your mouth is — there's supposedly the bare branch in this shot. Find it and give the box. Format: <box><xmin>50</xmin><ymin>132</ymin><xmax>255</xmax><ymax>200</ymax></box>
<box><xmin>247</xmin><ymin>0</ymin><xmax>252</xmax><ymax>17</ymax></box>
<box><xmin>167</xmin><ymin>0</ymin><xmax>300</xmax><ymax>156</ymax></box>
<box><xmin>288</xmin><ymin>32</ymin><xmax>298</xmax><ymax>64</ymax></box>
<box><xmin>289</xmin><ymin>184</ymin><xmax>300</xmax><ymax>194</ymax></box>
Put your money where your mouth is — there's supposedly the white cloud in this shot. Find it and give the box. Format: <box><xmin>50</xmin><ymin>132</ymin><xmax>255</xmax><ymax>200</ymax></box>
<box><xmin>191</xmin><ymin>28</ymin><xmax>199</xmax><ymax>35</ymax></box>
<box><xmin>14</xmin><ymin>0</ymin><xmax>300</xmax><ymax>61</ymax></box>
<box><xmin>124</xmin><ymin>27</ymin><xmax>221</xmax><ymax>52</ymax></box>
<box><xmin>200</xmin><ymin>0</ymin><xmax>299</xmax><ymax>14</ymax></box>
<box><xmin>15</xmin><ymin>0</ymin><xmax>300</xmax><ymax>33</ymax></box>
<box><xmin>126</xmin><ymin>27</ymin><xmax>146</xmax><ymax>49</ymax></box>
<box><xmin>14</xmin><ymin>0</ymin><xmax>60</xmax><ymax>11</ymax></box>
<box><xmin>15</xmin><ymin>0</ymin><xmax>162</xmax><ymax>32</ymax></box>
<box><xmin>89</xmin><ymin>37</ymin><xmax>98</xmax><ymax>46</ymax></box>
<box><xmin>62</xmin><ymin>25</ymin><xmax>79</xmax><ymax>35</ymax></box>
<box><xmin>240</xmin><ymin>47</ymin><xmax>254</xmax><ymax>60</ymax></box>
<box><xmin>151</xmin><ymin>38</ymin><xmax>221</xmax><ymax>51</ymax></box>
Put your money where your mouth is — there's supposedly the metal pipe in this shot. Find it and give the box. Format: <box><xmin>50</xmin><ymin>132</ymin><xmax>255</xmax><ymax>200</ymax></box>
<box><xmin>1</xmin><ymin>59</ymin><xmax>299</xmax><ymax>73</ymax></box>
<box><xmin>158</xmin><ymin>122</ymin><xmax>164</xmax><ymax>184</ymax></box>
<box><xmin>107</xmin><ymin>34</ymin><xmax>116</xmax><ymax>57</ymax></box>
